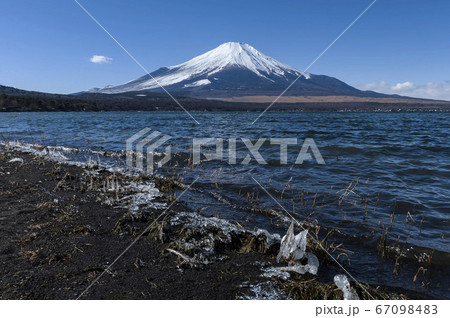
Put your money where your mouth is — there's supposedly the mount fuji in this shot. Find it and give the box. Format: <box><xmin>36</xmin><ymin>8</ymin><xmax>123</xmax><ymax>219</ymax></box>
<box><xmin>2</xmin><ymin>44</ymin><xmax>447</xmax><ymax>112</ymax></box>
<box><xmin>89</xmin><ymin>42</ymin><xmax>378</xmax><ymax>99</ymax></box>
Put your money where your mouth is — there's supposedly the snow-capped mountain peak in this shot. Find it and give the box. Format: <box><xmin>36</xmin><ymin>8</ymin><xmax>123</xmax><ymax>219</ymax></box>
<box><xmin>95</xmin><ymin>42</ymin><xmax>311</xmax><ymax>94</ymax></box>
<box><xmin>168</xmin><ymin>42</ymin><xmax>310</xmax><ymax>79</ymax></box>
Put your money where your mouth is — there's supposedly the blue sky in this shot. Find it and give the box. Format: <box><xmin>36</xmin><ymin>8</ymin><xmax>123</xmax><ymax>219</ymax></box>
<box><xmin>1</xmin><ymin>0</ymin><xmax>449</xmax><ymax>99</ymax></box>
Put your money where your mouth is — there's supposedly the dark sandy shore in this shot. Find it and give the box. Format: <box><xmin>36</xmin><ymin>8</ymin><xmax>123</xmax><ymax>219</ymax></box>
<box><xmin>0</xmin><ymin>146</ymin><xmax>424</xmax><ymax>300</ymax></box>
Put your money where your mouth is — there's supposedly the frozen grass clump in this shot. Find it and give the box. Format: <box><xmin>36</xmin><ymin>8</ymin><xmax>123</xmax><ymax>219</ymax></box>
<box><xmin>163</xmin><ymin>212</ymin><xmax>281</xmax><ymax>266</ymax></box>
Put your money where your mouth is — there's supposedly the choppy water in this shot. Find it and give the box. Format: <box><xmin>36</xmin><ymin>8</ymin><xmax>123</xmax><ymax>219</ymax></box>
<box><xmin>1</xmin><ymin>111</ymin><xmax>449</xmax><ymax>298</ymax></box>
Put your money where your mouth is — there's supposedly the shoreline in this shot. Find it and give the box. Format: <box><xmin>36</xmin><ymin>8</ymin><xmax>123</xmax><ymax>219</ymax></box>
<box><xmin>0</xmin><ymin>145</ymin><xmax>434</xmax><ymax>300</ymax></box>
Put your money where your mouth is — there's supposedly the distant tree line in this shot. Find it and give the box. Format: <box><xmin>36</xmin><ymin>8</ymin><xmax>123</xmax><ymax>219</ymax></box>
<box><xmin>0</xmin><ymin>91</ymin><xmax>448</xmax><ymax>112</ymax></box>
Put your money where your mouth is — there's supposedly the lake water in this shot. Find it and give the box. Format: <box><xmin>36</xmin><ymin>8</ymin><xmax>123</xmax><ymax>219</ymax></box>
<box><xmin>1</xmin><ymin>111</ymin><xmax>449</xmax><ymax>298</ymax></box>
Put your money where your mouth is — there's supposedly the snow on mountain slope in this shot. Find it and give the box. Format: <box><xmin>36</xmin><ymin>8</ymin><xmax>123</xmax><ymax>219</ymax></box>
<box><xmin>183</xmin><ymin>79</ymin><xmax>212</xmax><ymax>88</ymax></box>
<box><xmin>95</xmin><ymin>42</ymin><xmax>311</xmax><ymax>94</ymax></box>
<box><xmin>163</xmin><ymin>41</ymin><xmax>311</xmax><ymax>81</ymax></box>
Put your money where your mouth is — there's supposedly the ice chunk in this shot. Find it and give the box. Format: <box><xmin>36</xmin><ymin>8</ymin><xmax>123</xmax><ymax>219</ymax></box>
<box><xmin>261</xmin><ymin>267</ymin><xmax>291</xmax><ymax>280</ymax></box>
<box><xmin>255</xmin><ymin>228</ymin><xmax>281</xmax><ymax>246</ymax></box>
<box><xmin>333</xmin><ymin>274</ymin><xmax>360</xmax><ymax>300</ymax></box>
<box><xmin>276</xmin><ymin>221</ymin><xmax>308</xmax><ymax>262</ymax></box>
<box><xmin>277</xmin><ymin>221</ymin><xmax>295</xmax><ymax>262</ymax></box>
<box><xmin>272</xmin><ymin>221</ymin><xmax>319</xmax><ymax>276</ymax></box>
<box><xmin>292</xmin><ymin>230</ymin><xmax>308</xmax><ymax>260</ymax></box>
<box><xmin>278</xmin><ymin>264</ymin><xmax>308</xmax><ymax>275</ymax></box>
<box><xmin>305</xmin><ymin>252</ymin><xmax>319</xmax><ymax>275</ymax></box>
<box><xmin>8</xmin><ymin>157</ymin><xmax>24</xmax><ymax>163</ymax></box>
<box><xmin>242</xmin><ymin>281</ymin><xmax>291</xmax><ymax>300</ymax></box>
<box><xmin>277</xmin><ymin>252</ymin><xmax>319</xmax><ymax>276</ymax></box>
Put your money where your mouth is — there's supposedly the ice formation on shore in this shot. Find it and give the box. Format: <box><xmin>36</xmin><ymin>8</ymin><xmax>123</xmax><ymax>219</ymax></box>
<box><xmin>8</xmin><ymin>157</ymin><xmax>24</xmax><ymax>164</ymax></box>
<box><xmin>333</xmin><ymin>274</ymin><xmax>360</xmax><ymax>300</ymax></box>
<box><xmin>168</xmin><ymin>212</ymin><xmax>281</xmax><ymax>265</ymax></box>
<box><xmin>2</xmin><ymin>140</ymin><xmax>165</xmax><ymax>210</ymax></box>
<box><xmin>277</xmin><ymin>221</ymin><xmax>308</xmax><ymax>262</ymax></box>
<box><xmin>264</xmin><ymin>221</ymin><xmax>319</xmax><ymax>279</ymax></box>
<box><xmin>241</xmin><ymin>281</ymin><xmax>291</xmax><ymax>300</ymax></box>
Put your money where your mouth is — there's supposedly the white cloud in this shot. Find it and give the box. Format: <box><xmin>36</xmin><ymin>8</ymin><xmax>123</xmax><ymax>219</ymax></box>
<box><xmin>392</xmin><ymin>81</ymin><xmax>414</xmax><ymax>91</ymax></box>
<box><xmin>89</xmin><ymin>55</ymin><xmax>112</xmax><ymax>64</ymax></box>
<box><xmin>358</xmin><ymin>81</ymin><xmax>450</xmax><ymax>101</ymax></box>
